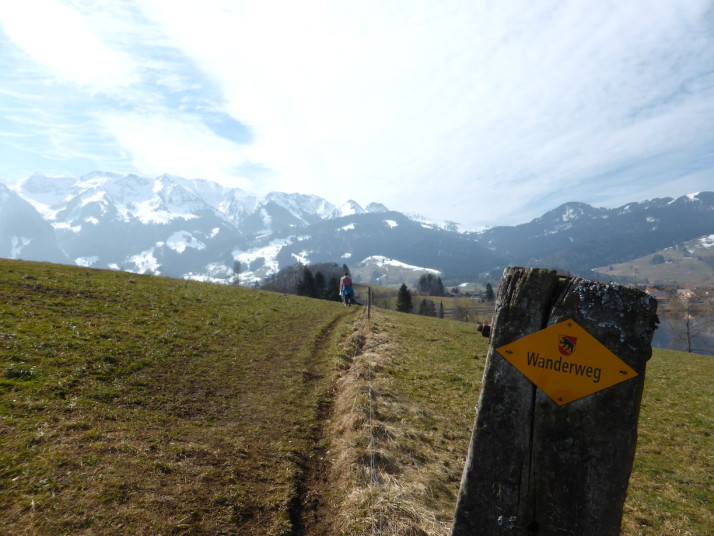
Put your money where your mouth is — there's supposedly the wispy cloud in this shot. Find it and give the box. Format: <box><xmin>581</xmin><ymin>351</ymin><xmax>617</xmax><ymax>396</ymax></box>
<box><xmin>1</xmin><ymin>0</ymin><xmax>713</xmax><ymax>227</ymax></box>
<box><xmin>0</xmin><ymin>0</ymin><xmax>139</xmax><ymax>91</ymax></box>
<box><xmin>98</xmin><ymin>110</ymin><xmax>254</xmax><ymax>188</ymax></box>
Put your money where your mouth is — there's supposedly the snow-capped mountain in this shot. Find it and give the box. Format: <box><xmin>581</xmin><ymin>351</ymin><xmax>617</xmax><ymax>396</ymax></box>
<box><xmin>0</xmin><ymin>183</ymin><xmax>66</xmax><ymax>263</ymax></box>
<box><xmin>473</xmin><ymin>193</ymin><xmax>714</xmax><ymax>275</ymax></box>
<box><xmin>2</xmin><ymin>172</ymin><xmax>714</xmax><ymax>287</ymax></box>
<box><xmin>330</xmin><ymin>200</ymin><xmax>365</xmax><ymax>218</ymax></box>
<box><xmin>3</xmin><ymin>172</ymin><xmax>412</xmax><ymax>283</ymax></box>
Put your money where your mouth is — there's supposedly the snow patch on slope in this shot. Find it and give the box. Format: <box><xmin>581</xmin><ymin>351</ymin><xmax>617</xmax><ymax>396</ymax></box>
<box><xmin>165</xmin><ymin>231</ymin><xmax>206</xmax><ymax>253</ymax></box>
<box><xmin>132</xmin><ymin>198</ymin><xmax>198</xmax><ymax>224</ymax></box>
<box><xmin>360</xmin><ymin>255</ymin><xmax>440</xmax><ymax>274</ymax></box>
<box><xmin>128</xmin><ymin>249</ymin><xmax>160</xmax><ymax>274</ymax></box>
<box><xmin>696</xmin><ymin>234</ymin><xmax>714</xmax><ymax>248</ymax></box>
<box><xmin>52</xmin><ymin>222</ymin><xmax>82</xmax><ymax>232</ymax></box>
<box><xmin>75</xmin><ymin>256</ymin><xmax>99</xmax><ymax>267</ymax></box>
<box><xmin>184</xmin><ymin>262</ymin><xmax>235</xmax><ymax>283</ymax></box>
<box><xmin>292</xmin><ymin>251</ymin><xmax>310</xmax><ymax>264</ymax></box>
<box><xmin>233</xmin><ymin>237</ymin><xmax>294</xmax><ymax>285</ymax></box>
<box><xmin>10</xmin><ymin>236</ymin><xmax>30</xmax><ymax>258</ymax></box>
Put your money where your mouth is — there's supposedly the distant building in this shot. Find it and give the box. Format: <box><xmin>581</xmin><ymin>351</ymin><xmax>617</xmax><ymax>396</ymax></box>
<box><xmin>645</xmin><ymin>288</ymin><xmax>668</xmax><ymax>302</ymax></box>
<box><xmin>677</xmin><ymin>287</ymin><xmax>697</xmax><ymax>301</ymax></box>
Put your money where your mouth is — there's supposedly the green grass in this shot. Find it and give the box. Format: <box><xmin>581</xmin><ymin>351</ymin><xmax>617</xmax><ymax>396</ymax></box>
<box><xmin>0</xmin><ymin>259</ymin><xmax>358</xmax><ymax>535</ymax></box>
<box><xmin>0</xmin><ymin>259</ymin><xmax>711</xmax><ymax>535</ymax></box>
<box><xmin>623</xmin><ymin>350</ymin><xmax>713</xmax><ymax>535</ymax></box>
<box><xmin>334</xmin><ymin>310</ymin><xmax>712</xmax><ymax>535</ymax></box>
<box><xmin>354</xmin><ymin>283</ymin><xmax>494</xmax><ymax>322</ymax></box>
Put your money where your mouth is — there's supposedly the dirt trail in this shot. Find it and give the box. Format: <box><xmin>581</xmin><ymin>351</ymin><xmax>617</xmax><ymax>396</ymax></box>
<box><xmin>289</xmin><ymin>308</ymin><xmax>364</xmax><ymax>536</ymax></box>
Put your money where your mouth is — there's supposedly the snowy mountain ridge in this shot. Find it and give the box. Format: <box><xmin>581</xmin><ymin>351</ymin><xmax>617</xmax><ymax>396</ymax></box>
<box><xmin>11</xmin><ymin>172</ymin><xmax>375</xmax><ymax>230</ymax></box>
<box><xmin>2</xmin><ymin>172</ymin><xmax>714</xmax><ymax>287</ymax></box>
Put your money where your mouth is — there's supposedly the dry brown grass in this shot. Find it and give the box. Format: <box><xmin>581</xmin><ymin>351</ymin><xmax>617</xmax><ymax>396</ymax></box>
<box><xmin>324</xmin><ymin>308</ymin><xmax>486</xmax><ymax>535</ymax></box>
<box><xmin>322</xmin><ymin>309</ymin><xmax>712</xmax><ymax>536</ymax></box>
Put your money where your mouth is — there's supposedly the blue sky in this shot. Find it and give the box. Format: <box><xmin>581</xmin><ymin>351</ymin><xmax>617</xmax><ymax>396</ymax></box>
<box><xmin>1</xmin><ymin>0</ymin><xmax>713</xmax><ymax>229</ymax></box>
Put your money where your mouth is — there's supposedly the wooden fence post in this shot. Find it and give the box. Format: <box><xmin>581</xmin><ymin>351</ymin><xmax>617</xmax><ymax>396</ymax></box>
<box><xmin>452</xmin><ymin>267</ymin><xmax>658</xmax><ymax>536</ymax></box>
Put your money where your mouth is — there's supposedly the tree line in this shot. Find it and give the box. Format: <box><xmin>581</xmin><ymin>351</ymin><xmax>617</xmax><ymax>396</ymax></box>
<box><xmin>261</xmin><ymin>262</ymin><xmax>496</xmax><ymax>323</ymax></box>
<box><xmin>261</xmin><ymin>262</ymin><xmax>347</xmax><ymax>302</ymax></box>
<box><xmin>396</xmin><ymin>282</ymin><xmax>445</xmax><ymax>318</ymax></box>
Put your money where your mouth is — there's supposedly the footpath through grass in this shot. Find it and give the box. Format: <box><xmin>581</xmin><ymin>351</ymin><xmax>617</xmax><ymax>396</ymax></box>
<box><xmin>0</xmin><ymin>259</ymin><xmax>358</xmax><ymax>536</ymax></box>
<box><xmin>0</xmin><ymin>259</ymin><xmax>711</xmax><ymax>535</ymax></box>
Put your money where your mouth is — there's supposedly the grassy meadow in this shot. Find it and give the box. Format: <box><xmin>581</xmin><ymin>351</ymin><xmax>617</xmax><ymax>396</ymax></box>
<box><xmin>0</xmin><ymin>259</ymin><xmax>711</xmax><ymax>535</ymax></box>
<box><xmin>354</xmin><ymin>283</ymin><xmax>495</xmax><ymax>323</ymax></box>
<box><xmin>0</xmin><ymin>259</ymin><xmax>359</xmax><ymax>535</ymax></box>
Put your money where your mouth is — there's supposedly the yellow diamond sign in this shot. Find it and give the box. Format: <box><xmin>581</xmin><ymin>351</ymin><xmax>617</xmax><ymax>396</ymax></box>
<box><xmin>496</xmin><ymin>319</ymin><xmax>638</xmax><ymax>405</ymax></box>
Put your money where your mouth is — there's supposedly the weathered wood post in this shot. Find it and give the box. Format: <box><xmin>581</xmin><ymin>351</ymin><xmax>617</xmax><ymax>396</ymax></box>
<box><xmin>452</xmin><ymin>267</ymin><xmax>658</xmax><ymax>536</ymax></box>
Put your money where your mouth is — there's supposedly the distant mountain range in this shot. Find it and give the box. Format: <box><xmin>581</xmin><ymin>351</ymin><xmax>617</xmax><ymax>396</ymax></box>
<box><xmin>1</xmin><ymin>172</ymin><xmax>713</xmax><ymax>287</ymax></box>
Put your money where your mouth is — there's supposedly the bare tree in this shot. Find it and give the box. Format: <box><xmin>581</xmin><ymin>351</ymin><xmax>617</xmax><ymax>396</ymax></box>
<box><xmin>663</xmin><ymin>299</ymin><xmax>713</xmax><ymax>354</ymax></box>
<box><xmin>231</xmin><ymin>260</ymin><xmax>241</xmax><ymax>286</ymax></box>
<box><xmin>452</xmin><ymin>299</ymin><xmax>470</xmax><ymax>322</ymax></box>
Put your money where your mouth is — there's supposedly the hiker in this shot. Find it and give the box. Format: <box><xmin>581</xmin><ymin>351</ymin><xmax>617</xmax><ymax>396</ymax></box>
<box><xmin>339</xmin><ymin>272</ymin><xmax>354</xmax><ymax>305</ymax></box>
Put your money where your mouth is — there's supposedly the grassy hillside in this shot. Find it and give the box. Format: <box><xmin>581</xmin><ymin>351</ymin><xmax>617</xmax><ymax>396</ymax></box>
<box><xmin>355</xmin><ymin>283</ymin><xmax>494</xmax><ymax>323</ymax></box>
<box><xmin>0</xmin><ymin>259</ymin><xmax>359</xmax><ymax>535</ymax></box>
<box><xmin>1</xmin><ymin>260</ymin><xmax>711</xmax><ymax>535</ymax></box>
<box><xmin>592</xmin><ymin>235</ymin><xmax>714</xmax><ymax>286</ymax></box>
<box><xmin>326</xmin><ymin>312</ymin><xmax>712</xmax><ymax>535</ymax></box>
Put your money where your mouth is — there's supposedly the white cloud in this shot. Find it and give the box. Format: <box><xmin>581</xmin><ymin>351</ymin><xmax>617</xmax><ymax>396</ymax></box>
<box><xmin>129</xmin><ymin>0</ymin><xmax>714</xmax><ymax>225</ymax></box>
<box><xmin>98</xmin><ymin>110</ymin><xmax>253</xmax><ymax>188</ymax></box>
<box><xmin>1</xmin><ymin>0</ymin><xmax>713</xmax><ymax>227</ymax></box>
<box><xmin>0</xmin><ymin>0</ymin><xmax>138</xmax><ymax>91</ymax></box>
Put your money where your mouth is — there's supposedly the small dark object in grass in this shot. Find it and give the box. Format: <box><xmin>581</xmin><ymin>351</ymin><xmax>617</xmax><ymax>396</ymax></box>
<box><xmin>5</xmin><ymin>365</ymin><xmax>36</xmax><ymax>380</ymax></box>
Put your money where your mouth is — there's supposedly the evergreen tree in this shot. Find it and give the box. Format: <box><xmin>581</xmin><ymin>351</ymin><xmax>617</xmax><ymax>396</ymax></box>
<box><xmin>417</xmin><ymin>274</ymin><xmax>429</xmax><ymax>294</ymax></box>
<box><xmin>485</xmin><ymin>282</ymin><xmax>495</xmax><ymax>302</ymax></box>
<box><xmin>262</xmin><ymin>262</ymin><xmax>344</xmax><ymax>296</ymax></box>
<box><xmin>435</xmin><ymin>276</ymin><xmax>445</xmax><ymax>297</ymax></box>
<box><xmin>396</xmin><ymin>283</ymin><xmax>413</xmax><ymax>313</ymax></box>
<box><xmin>314</xmin><ymin>271</ymin><xmax>326</xmax><ymax>298</ymax></box>
<box><xmin>326</xmin><ymin>275</ymin><xmax>341</xmax><ymax>301</ymax></box>
<box><xmin>418</xmin><ymin>299</ymin><xmax>436</xmax><ymax>317</ymax></box>
<box><xmin>417</xmin><ymin>273</ymin><xmax>445</xmax><ymax>296</ymax></box>
<box><xmin>297</xmin><ymin>266</ymin><xmax>318</xmax><ymax>297</ymax></box>
<box><xmin>418</xmin><ymin>299</ymin><xmax>428</xmax><ymax>315</ymax></box>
